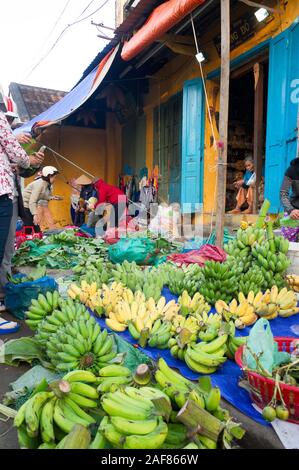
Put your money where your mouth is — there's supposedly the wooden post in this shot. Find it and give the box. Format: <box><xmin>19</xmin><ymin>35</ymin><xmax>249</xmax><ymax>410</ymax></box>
<box><xmin>215</xmin><ymin>0</ymin><xmax>230</xmax><ymax>247</ymax></box>
<box><xmin>253</xmin><ymin>62</ymin><xmax>264</xmax><ymax>213</ymax></box>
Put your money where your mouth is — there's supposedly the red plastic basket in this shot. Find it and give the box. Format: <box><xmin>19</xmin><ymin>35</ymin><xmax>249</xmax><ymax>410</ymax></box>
<box><xmin>235</xmin><ymin>337</ymin><xmax>299</xmax><ymax>424</ymax></box>
<box><xmin>15</xmin><ymin>226</ymin><xmax>43</xmax><ymax>248</ymax></box>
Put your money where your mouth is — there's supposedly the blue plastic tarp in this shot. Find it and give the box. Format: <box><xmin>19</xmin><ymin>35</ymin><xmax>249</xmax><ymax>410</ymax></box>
<box><xmin>14</xmin><ymin>46</ymin><xmax>119</xmax><ymax>136</ymax></box>
<box><xmin>92</xmin><ymin>287</ymin><xmax>299</xmax><ymax>426</ymax></box>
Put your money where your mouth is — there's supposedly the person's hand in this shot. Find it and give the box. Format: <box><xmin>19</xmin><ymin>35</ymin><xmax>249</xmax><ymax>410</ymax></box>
<box><xmin>29</xmin><ymin>150</ymin><xmax>44</xmax><ymax>167</ymax></box>
<box><xmin>10</xmin><ymin>163</ymin><xmax>20</xmax><ymax>174</ymax></box>
<box><xmin>290</xmin><ymin>209</ymin><xmax>299</xmax><ymax>220</ymax></box>
<box><xmin>17</xmin><ymin>133</ymin><xmax>32</xmax><ymax>145</ymax></box>
<box><xmin>33</xmin><ymin>215</ymin><xmax>40</xmax><ymax>226</ymax></box>
<box><xmin>52</xmin><ymin>196</ymin><xmax>63</xmax><ymax>201</ymax></box>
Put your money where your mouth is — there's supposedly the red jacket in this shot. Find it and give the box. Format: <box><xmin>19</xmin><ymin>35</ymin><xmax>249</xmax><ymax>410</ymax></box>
<box><xmin>94</xmin><ymin>179</ymin><xmax>126</xmax><ymax>206</ymax></box>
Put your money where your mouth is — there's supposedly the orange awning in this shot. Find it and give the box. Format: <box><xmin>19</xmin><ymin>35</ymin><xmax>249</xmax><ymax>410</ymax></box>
<box><xmin>121</xmin><ymin>0</ymin><xmax>206</xmax><ymax>61</ymax></box>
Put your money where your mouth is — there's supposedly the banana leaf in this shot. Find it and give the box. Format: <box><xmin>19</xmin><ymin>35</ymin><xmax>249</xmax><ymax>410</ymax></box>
<box><xmin>0</xmin><ymin>337</ymin><xmax>51</xmax><ymax>368</ymax></box>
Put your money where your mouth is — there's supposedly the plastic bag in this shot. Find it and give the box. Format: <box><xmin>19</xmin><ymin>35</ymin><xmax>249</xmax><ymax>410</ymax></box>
<box><xmin>167</xmin><ymin>244</ymin><xmax>226</xmax><ymax>266</ymax></box>
<box><xmin>108</xmin><ymin>237</ymin><xmax>157</xmax><ymax>265</ymax></box>
<box><xmin>4</xmin><ymin>276</ymin><xmax>58</xmax><ymax>320</ymax></box>
<box><xmin>244</xmin><ymin>319</ymin><xmax>290</xmax><ymax>374</ymax></box>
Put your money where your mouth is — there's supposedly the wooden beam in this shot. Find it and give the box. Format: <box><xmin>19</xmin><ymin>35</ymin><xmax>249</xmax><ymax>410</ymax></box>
<box><xmin>164</xmin><ymin>41</ymin><xmax>196</xmax><ymax>56</ymax></box>
<box><xmin>215</xmin><ymin>0</ymin><xmax>230</xmax><ymax>248</ymax></box>
<box><xmin>253</xmin><ymin>62</ymin><xmax>264</xmax><ymax>213</ymax></box>
<box><xmin>158</xmin><ymin>34</ymin><xmax>195</xmax><ymax>45</ymax></box>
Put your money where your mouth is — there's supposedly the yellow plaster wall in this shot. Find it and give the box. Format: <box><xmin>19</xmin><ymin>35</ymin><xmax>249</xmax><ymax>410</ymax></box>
<box><xmin>143</xmin><ymin>1</ymin><xmax>299</xmax><ymax>217</ymax></box>
<box><xmin>26</xmin><ymin>125</ymin><xmax>107</xmax><ymax>227</ymax></box>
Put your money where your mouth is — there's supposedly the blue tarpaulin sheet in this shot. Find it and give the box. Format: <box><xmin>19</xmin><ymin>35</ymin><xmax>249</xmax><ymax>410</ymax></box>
<box><xmin>14</xmin><ymin>46</ymin><xmax>119</xmax><ymax>136</ymax></box>
<box><xmin>92</xmin><ymin>287</ymin><xmax>299</xmax><ymax>426</ymax></box>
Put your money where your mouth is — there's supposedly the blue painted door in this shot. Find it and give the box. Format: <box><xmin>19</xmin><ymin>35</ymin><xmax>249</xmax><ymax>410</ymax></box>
<box><xmin>181</xmin><ymin>79</ymin><xmax>204</xmax><ymax>213</ymax></box>
<box><xmin>285</xmin><ymin>20</ymin><xmax>299</xmax><ymax>167</ymax></box>
<box><xmin>265</xmin><ymin>20</ymin><xmax>299</xmax><ymax>212</ymax></box>
<box><xmin>265</xmin><ymin>31</ymin><xmax>289</xmax><ymax>213</ymax></box>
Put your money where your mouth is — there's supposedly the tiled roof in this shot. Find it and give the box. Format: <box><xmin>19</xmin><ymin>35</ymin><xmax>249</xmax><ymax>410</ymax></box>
<box><xmin>9</xmin><ymin>82</ymin><xmax>67</xmax><ymax>122</ymax></box>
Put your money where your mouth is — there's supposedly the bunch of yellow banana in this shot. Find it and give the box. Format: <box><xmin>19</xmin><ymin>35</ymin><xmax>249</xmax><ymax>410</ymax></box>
<box><xmin>286</xmin><ymin>274</ymin><xmax>299</xmax><ymax>293</ymax></box>
<box><xmin>239</xmin><ymin>286</ymin><xmax>299</xmax><ymax>319</ymax></box>
<box><xmin>178</xmin><ymin>291</ymin><xmax>210</xmax><ymax>316</ymax></box>
<box><xmin>191</xmin><ymin>310</ymin><xmax>222</xmax><ymax>330</ymax></box>
<box><xmin>68</xmin><ymin>281</ymin><xmax>98</xmax><ymax>304</ymax></box>
<box><xmin>215</xmin><ymin>298</ymin><xmax>258</xmax><ymax>329</ymax></box>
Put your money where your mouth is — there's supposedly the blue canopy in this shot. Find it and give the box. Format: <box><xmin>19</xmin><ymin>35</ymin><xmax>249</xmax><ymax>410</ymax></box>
<box><xmin>14</xmin><ymin>45</ymin><xmax>119</xmax><ymax>135</ymax></box>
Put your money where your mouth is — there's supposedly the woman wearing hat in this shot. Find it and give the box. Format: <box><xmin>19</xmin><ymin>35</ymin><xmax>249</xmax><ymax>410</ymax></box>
<box><xmin>73</xmin><ymin>175</ymin><xmax>97</xmax><ymax>227</ymax></box>
<box><xmin>22</xmin><ymin>166</ymin><xmax>62</xmax><ymax>232</ymax></box>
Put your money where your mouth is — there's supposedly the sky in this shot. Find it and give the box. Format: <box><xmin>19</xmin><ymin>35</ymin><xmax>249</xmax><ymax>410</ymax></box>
<box><xmin>0</xmin><ymin>0</ymin><xmax>116</xmax><ymax>94</ymax></box>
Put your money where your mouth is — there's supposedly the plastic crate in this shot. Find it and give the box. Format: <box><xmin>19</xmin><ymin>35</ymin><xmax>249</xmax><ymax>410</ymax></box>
<box><xmin>235</xmin><ymin>337</ymin><xmax>299</xmax><ymax>424</ymax></box>
<box><xmin>15</xmin><ymin>226</ymin><xmax>43</xmax><ymax>248</ymax></box>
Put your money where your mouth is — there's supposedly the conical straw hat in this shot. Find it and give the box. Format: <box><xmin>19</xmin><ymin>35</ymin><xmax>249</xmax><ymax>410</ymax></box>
<box><xmin>75</xmin><ymin>174</ymin><xmax>92</xmax><ymax>185</ymax></box>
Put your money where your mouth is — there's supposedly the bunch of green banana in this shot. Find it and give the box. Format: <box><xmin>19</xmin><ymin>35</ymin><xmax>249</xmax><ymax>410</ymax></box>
<box><xmin>226</xmin><ymin>335</ymin><xmax>247</xmax><ymax>360</ymax></box>
<box><xmin>74</xmin><ymin>258</ymin><xmax>113</xmax><ymax>276</ymax></box>
<box><xmin>199</xmin><ymin>261</ymin><xmax>239</xmax><ymax>305</ymax></box>
<box><xmin>44</xmin><ymin>317</ymin><xmax>120</xmax><ymax>373</ymax></box>
<box><xmin>14</xmin><ymin>370</ymin><xmax>99</xmax><ymax>448</ymax></box>
<box><xmin>237</xmin><ymin>267</ymin><xmax>265</xmax><ymax>296</ymax></box>
<box><xmin>184</xmin><ymin>334</ymin><xmax>228</xmax><ymax>374</ymax></box>
<box><xmin>96</xmin><ymin>364</ymin><xmax>133</xmax><ymax>393</ymax></box>
<box><xmin>165</xmin><ymin>266</ymin><xmax>186</xmax><ymax>295</ymax></box>
<box><xmin>99</xmin><ymin>387</ymin><xmax>169</xmax><ymax>449</ymax></box>
<box><xmin>25</xmin><ymin>291</ymin><xmax>60</xmax><ymax>330</ymax></box>
<box><xmin>79</xmin><ymin>269</ymin><xmax>111</xmax><ymax>289</ymax></box>
<box><xmin>147</xmin><ymin>321</ymin><xmax>173</xmax><ymax>349</ymax></box>
<box><xmin>35</xmin><ymin>299</ymin><xmax>89</xmax><ymax>344</ymax></box>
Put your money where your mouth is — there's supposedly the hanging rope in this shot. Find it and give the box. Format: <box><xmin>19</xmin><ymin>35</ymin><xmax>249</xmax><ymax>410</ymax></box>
<box><xmin>190</xmin><ymin>13</ymin><xmax>218</xmax><ymax>150</ymax></box>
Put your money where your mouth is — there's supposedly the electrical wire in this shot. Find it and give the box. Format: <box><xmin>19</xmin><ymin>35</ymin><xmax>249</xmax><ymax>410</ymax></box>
<box><xmin>38</xmin><ymin>0</ymin><xmax>72</xmax><ymax>55</ymax></box>
<box><xmin>24</xmin><ymin>0</ymin><xmax>111</xmax><ymax>81</ymax></box>
<box><xmin>77</xmin><ymin>0</ymin><xmax>97</xmax><ymax>18</ymax></box>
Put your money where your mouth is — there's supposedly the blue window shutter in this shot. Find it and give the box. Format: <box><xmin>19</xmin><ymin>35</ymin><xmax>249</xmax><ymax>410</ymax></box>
<box><xmin>285</xmin><ymin>20</ymin><xmax>299</xmax><ymax>167</ymax></box>
<box><xmin>181</xmin><ymin>79</ymin><xmax>204</xmax><ymax>213</ymax></box>
<box><xmin>265</xmin><ymin>30</ymin><xmax>289</xmax><ymax>213</ymax></box>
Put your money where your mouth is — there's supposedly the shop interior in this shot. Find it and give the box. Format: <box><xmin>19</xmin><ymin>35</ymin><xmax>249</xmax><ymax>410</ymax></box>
<box><xmin>226</xmin><ymin>58</ymin><xmax>269</xmax><ymax>213</ymax></box>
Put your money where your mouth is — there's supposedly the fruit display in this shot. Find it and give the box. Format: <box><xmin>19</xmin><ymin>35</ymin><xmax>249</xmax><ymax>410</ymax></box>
<box><xmin>110</xmin><ymin>261</ymin><xmax>164</xmax><ymax>301</ymax></box>
<box><xmin>45</xmin><ymin>318</ymin><xmax>120</xmax><ymax>373</ymax></box>
<box><xmin>162</xmin><ymin>263</ymin><xmax>203</xmax><ymax>296</ymax></box>
<box><xmin>216</xmin><ymin>298</ymin><xmax>258</xmax><ymax>329</ymax></box>
<box><xmin>184</xmin><ymin>335</ymin><xmax>228</xmax><ymax>374</ymax></box>
<box><xmin>154</xmin><ymin>358</ymin><xmax>245</xmax><ymax>448</ymax></box>
<box><xmin>14</xmin><ymin>370</ymin><xmax>99</xmax><ymax>448</ymax></box>
<box><xmin>35</xmin><ymin>299</ymin><xmax>91</xmax><ymax>343</ymax></box>
<box><xmin>216</xmin><ymin>286</ymin><xmax>299</xmax><ymax>328</ymax></box>
<box><xmin>178</xmin><ymin>291</ymin><xmax>210</xmax><ymax>317</ymax></box>
<box><xmin>237</xmin><ymin>267</ymin><xmax>264</xmax><ymax>296</ymax></box>
<box><xmin>25</xmin><ymin>291</ymin><xmax>60</xmax><ymax>330</ymax></box>
<box><xmin>225</xmin><ymin>225</ymin><xmax>290</xmax><ymax>291</ymax></box>
<box><xmin>286</xmin><ymin>274</ymin><xmax>299</xmax><ymax>293</ymax></box>
<box><xmin>199</xmin><ymin>261</ymin><xmax>239</xmax><ymax>305</ymax></box>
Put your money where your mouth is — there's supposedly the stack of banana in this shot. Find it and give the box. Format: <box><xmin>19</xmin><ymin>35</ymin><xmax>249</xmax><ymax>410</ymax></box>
<box><xmin>105</xmin><ymin>295</ymin><xmax>179</xmax><ymax>336</ymax></box>
<box><xmin>14</xmin><ymin>370</ymin><xmax>99</xmax><ymax>449</ymax></box>
<box><xmin>248</xmin><ymin>286</ymin><xmax>299</xmax><ymax>319</ymax></box>
<box><xmin>168</xmin><ymin>315</ymin><xmax>199</xmax><ymax>360</ymax></box>
<box><xmin>286</xmin><ymin>274</ymin><xmax>299</xmax><ymax>293</ymax></box>
<box><xmin>25</xmin><ymin>291</ymin><xmax>60</xmax><ymax>330</ymax></box>
<box><xmin>100</xmin><ymin>388</ymin><xmax>169</xmax><ymax>449</ymax></box>
<box><xmin>68</xmin><ymin>280</ymin><xmax>103</xmax><ymax>314</ymax></box>
<box><xmin>215</xmin><ymin>297</ymin><xmax>258</xmax><ymax>329</ymax></box>
<box><xmin>216</xmin><ymin>286</ymin><xmax>299</xmax><ymax>326</ymax></box>
<box><xmin>184</xmin><ymin>335</ymin><xmax>228</xmax><ymax>374</ymax></box>
<box><xmin>178</xmin><ymin>291</ymin><xmax>210</xmax><ymax>317</ymax></box>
